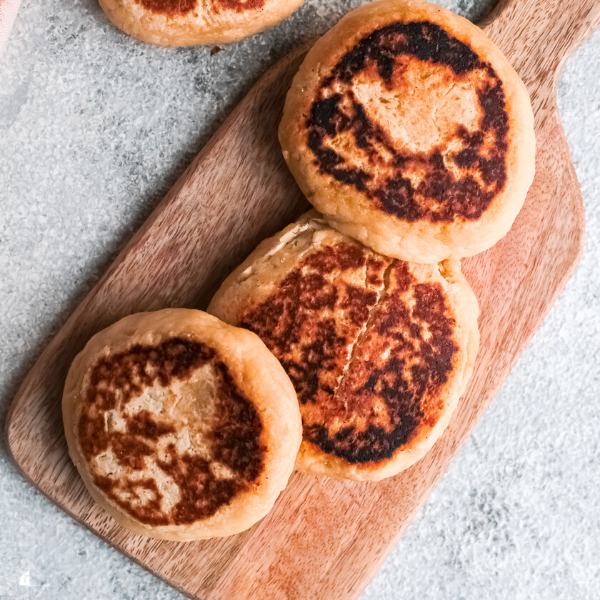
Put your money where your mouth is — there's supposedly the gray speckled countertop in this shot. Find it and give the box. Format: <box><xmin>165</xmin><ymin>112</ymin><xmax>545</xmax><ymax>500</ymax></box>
<box><xmin>1</xmin><ymin>1</ymin><xmax>599</xmax><ymax>598</ymax></box>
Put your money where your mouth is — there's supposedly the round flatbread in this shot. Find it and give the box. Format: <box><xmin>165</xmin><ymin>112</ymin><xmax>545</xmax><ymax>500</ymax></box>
<box><xmin>208</xmin><ymin>211</ymin><xmax>479</xmax><ymax>481</ymax></box>
<box><xmin>62</xmin><ymin>309</ymin><xmax>301</xmax><ymax>540</ymax></box>
<box><xmin>99</xmin><ymin>0</ymin><xmax>304</xmax><ymax>46</ymax></box>
<box><xmin>279</xmin><ymin>0</ymin><xmax>535</xmax><ymax>263</ymax></box>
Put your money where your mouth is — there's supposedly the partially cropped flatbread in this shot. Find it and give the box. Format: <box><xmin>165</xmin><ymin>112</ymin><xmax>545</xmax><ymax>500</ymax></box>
<box><xmin>99</xmin><ymin>0</ymin><xmax>304</xmax><ymax>46</ymax></box>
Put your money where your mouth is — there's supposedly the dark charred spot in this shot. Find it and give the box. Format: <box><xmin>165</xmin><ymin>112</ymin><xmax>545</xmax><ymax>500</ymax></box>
<box><xmin>136</xmin><ymin>0</ymin><xmax>264</xmax><ymax>15</ymax></box>
<box><xmin>78</xmin><ymin>338</ymin><xmax>265</xmax><ymax>527</ymax></box>
<box><xmin>342</xmin><ymin>285</ymin><xmax>378</xmax><ymax>326</ymax></box>
<box><xmin>96</xmin><ymin>477</ymin><xmax>164</xmax><ymax>525</ymax></box>
<box><xmin>110</xmin><ymin>434</ymin><xmax>155</xmax><ymax>471</ymax></box>
<box><xmin>366</xmin><ymin>257</ymin><xmax>386</xmax><ymax>286</ymax></box>
<box><xmin>309</xmin><ymin>95</ymin><xmax>345</xmax><ymax>136</ymax></box>
<box><xmin>78</xmin><ymin>412</ymin><xmax>109</xmax><ymax>458</ymax></box>
<box><xmin>456</xmin><ymin>126</ymin><xmax>485</xmax><ymax>148</ymax></box>
<box><xmin>214</xmin><ymin>0</ymin><xmax>265</xmax><ymax>12</ymax></box>
<box><xmin>304</xmin><ymin>242</ymin><xmax>367</xmax><ymax>273</ymax></box>
<box><xmin>311</xmin><ymin>263</ymin><xmax>458</xmax><ymax>464</ymax></box>
<box><xmin>306</xmin><ymin>21</ymin><xmax>509</xmax><ymax>223</ymax></box>
<box><xmin>240</xmin><ymin>243</ymin><xmax>458</xmax><ymax>465</ymax></box>
<box><xmin>127</xmin><ymin>410</ymin><xmax>176</xmax><ymax>440</ymax></box>
<box><xmin>136</xmin><ymin>0</ymin><xmax>197</xmax><ymax>15</ymax></box>
<box><xmin>241</xmin><ymin>242</ymin><xmax>388</xmax><ymax>408</ymax></box>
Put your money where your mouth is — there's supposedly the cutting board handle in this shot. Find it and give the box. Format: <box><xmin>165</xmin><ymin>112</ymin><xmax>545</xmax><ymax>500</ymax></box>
<box><xmin>481</xmin><ymin>0</ymin><xmax>600</xmax><ymax>128</ymax></box>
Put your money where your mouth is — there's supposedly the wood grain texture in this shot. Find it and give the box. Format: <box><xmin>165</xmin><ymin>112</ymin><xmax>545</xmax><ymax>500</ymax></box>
<box><xmin>5</xmin><ymin>1</ymin><xmax>595</xmax><ymax>598</ymax></box>
<box><xmin>481</xmin><ymin>0</ymin><xmax>600</xmax><ymax>131</ymax></box>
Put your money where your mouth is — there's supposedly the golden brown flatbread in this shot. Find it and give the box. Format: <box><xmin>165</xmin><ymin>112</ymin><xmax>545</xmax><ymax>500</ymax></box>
<box><xmin>279</xmin><ymin>0</ymin><xmax>535</xmax><ymax>263</ymax></box>
<box><xmin>99</xmin><ymin>0</ymin><xmax>304</xmax><ymax>46</ymax></box>
<box><xmin>209</xmin><ymin>211</ymin><xmax>479</xmax><ymax>481</ymax></box>
<box><xmin>62</xmin><ymin>309</ymin><xmax>301</xmax><ymax>539</ymax></box>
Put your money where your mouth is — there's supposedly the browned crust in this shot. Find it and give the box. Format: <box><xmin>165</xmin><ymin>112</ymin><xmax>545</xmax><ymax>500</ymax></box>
<box><xmin>78</xmin><ymin>338</ymin><xmax>265</xmax><ymax>527</ymax></box>
<box><xmin>279</xmin><ymin>0</ymin><xmax>535</xmax><ymax>263</ymax></box>
<box><xmin>63</xmin><ymin>309</ymin><xmax>302</xmax><ymax>539</ymax></box>
<box><xmin>208</xmin><ymin>213</ymin><xmax>480</xmax><ymax>481</ymax></box>
<box><xmin>305</xmin><ymin>22</ymin><xmax>509</xmax><ymax>224</ymax></box>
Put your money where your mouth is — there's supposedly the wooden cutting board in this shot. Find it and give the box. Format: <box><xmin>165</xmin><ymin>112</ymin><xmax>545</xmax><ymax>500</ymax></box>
<box><xmin>6</xmin><ymin>0</ymin><xmax>600</xmax><ymax>598</ymax></box>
